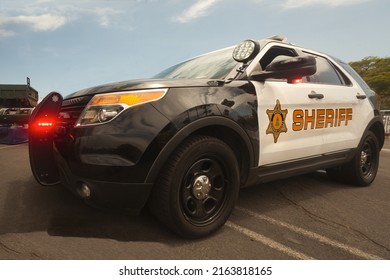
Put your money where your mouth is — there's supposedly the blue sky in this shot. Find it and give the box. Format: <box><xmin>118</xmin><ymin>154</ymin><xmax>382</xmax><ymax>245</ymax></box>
<box><xmin>0</xmin><ymin>0</ymin><xmax>389</xmax><ymax>100</ymax></box>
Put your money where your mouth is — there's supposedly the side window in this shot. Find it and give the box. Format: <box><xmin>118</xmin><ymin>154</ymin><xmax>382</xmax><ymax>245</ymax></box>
<box><xmin>303</xmin><ymin>56</ymin><xmax>350</xmax><ymax>86</ymax></box>
<box><xmin>260</xmin><ymin>46</ymin><xmax>297</xmax><ymax>70</ymax></box>
<box><xmin>336</xmin><ymin>59</ymin><xmax>370</xmax><ymax>91</ymax></box>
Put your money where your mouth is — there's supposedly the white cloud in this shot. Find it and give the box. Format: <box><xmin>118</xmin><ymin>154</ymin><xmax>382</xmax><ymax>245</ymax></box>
<box><xmin>0</xmin><ymin>13</ymin><xmax>67</xmax><ymax>37</ymax></box>
<box><xmin>91</xmin><ymin>7</ymin><xmax>123</xmax><ymax>27</ymax></box>
<box><xmin>5</xmin><ymin>14</ymin><xmax>67</xmax><ymax>31</ymax></box>
<box><xmin>0</xmin><ymin>28</ymin><xmax>15</xmax><ymax>37</ymax></box>
<box><xmin>0</xmin><ymin>1</ymin><xmax>127</xmax><ymax>36</ymax></box>
<box><xmin>281</xmin><ymin>0</ymin><xmax>370</xmax><ymax>9</ymax></box>
<box><xmin>174</xmin><ymin>0</ymin><xmax>220</xmax><ymax>23</ymax></box>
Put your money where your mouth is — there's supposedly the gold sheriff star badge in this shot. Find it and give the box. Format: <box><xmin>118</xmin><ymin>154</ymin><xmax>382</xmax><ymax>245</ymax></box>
<box><xmin>266</xmin><ymin>100</ymin><xmax>288</xmax><ymax>143</ymax></box>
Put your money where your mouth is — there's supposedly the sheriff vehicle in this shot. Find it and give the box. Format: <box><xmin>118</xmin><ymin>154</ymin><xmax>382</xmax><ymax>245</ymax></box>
<box><xmin>29</xmin><ymin>36</ymin><xmax>385</xmax><ymax>238</ymax></box>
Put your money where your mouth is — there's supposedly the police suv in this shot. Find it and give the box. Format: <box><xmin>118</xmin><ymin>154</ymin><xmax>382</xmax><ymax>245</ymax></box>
<box><xmin>29</xmin><ymin>36</ymin><xmax>385</xmax><ymax>238</ymax></box>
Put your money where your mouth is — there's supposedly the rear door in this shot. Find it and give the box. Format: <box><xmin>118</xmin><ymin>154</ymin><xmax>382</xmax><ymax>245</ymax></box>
<box><xmin>299</xmin><ymin>52</ymin><xmax>375</xmax><ymax>153</ymax></box>
<box><xmin>29</xmin><ymin>92</ymin><xmax>63</xmax><ymax>186</ymax></box>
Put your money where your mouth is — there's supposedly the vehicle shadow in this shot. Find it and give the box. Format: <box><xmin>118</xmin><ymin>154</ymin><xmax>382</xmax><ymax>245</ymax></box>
<box><xmin>0</xmin><ymin>176</ymin><xmax>176</xmax><ymax>243</ymax></box>
<box><xmin>237</xmin><ymin>171</ymin><xmax>355</xmax><ymax>208</ymax></box>
<box><xmin>0</xmin><ymin>169</ymin><xmax>351</xmax><ymax>243</ymax></box>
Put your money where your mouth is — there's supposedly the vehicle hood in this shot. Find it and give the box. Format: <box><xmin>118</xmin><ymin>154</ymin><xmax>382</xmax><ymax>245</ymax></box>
<box><xmin>65</xmin><ymin>79</ymin><xmax>222</xmax><ymax>99</ymax></box>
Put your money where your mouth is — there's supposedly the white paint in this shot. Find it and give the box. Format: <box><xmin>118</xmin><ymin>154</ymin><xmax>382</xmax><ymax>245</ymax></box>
<box><xmin>226</xmin><ymin>221</ymin><xmax>315</xmax><ymax>260</ymax></box>
<box><xmin>235</xmin><ymin>207</ymin><xmax>383</xmax><ymax>260</ymax></box>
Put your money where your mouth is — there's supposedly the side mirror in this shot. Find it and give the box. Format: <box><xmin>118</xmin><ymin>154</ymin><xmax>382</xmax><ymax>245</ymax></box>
<box><xmin>249</xmin><ymin>55</ymin><xmax>317</xmax><ymax>82</ymax></box>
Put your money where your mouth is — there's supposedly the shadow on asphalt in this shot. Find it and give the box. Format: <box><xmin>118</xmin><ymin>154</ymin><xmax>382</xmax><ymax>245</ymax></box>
<box><xmin>234</xmin><ymin>170</ymin><xmax>365</xmax><ymax>218</ymax></box>
<box><xmin>0</xmin><ymin>176</ymin><xmax>178</xmax><ymax>243</ymax></box>
<box><xmin>0</xmin><ymin>168</ymin><xmax>352</xmax><ymax>243</ymax></box>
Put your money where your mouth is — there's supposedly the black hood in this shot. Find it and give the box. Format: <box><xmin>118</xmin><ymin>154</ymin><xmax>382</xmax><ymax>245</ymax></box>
<box><xmin>65</xmin><ymin>78</ymin><xmax>222</xmax><ymax>99</ymax></box>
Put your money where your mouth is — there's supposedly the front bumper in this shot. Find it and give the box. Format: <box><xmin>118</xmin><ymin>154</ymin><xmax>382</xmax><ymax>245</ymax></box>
<box><xmin>54</xmin><ymin>148</ymin><xmax>153</xmax><ymax>214</ymax></box>
<box><xmin>49</xmin><ymin>103</ymin><xmax>171</xmax><ymax>213</ymax></box>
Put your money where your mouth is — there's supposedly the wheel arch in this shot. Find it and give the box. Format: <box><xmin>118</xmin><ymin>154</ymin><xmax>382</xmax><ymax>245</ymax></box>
<box><xmin>145</xmin><ymin>116</ymin><xmax>255</xmax><ymax>186</ymax></box>
<box><xmin>365</xmin><ymin>116</ymin><xmax>385</xmax><ymax>150</ymax></box>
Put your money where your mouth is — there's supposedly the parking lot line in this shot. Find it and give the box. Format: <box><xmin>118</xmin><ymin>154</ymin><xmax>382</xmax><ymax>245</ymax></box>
<box><xmin>226</xmin><ymin>221</ymin><xmax>315</xmax><ymax>260</ymax></box>
<box><xmin>235</xmin><ymin>207</ymin><xmax>383</xmax><ymax>260</ymax></box>
<box><xmin>0</xmin><ymin>145</ymin><xmax>19</xmax><ymax>150</ymax></box>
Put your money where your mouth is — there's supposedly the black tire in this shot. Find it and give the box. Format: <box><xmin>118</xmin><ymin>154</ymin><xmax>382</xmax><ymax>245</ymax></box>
<box><xmin>148</xmin><ymin>135</ymin><xmax>240</xmax><ymax>238</ymax></box>
<box><xmin>327</xmin><ymin>131</ymin><xmax>380</xmax><ymax>186</ymax></box>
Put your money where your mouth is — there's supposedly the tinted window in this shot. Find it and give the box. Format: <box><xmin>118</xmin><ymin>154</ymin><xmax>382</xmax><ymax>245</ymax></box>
<box><xmin>303</xmin><ymin>56</ymin><xmax>343</xmax><ymax>85</ymax></box>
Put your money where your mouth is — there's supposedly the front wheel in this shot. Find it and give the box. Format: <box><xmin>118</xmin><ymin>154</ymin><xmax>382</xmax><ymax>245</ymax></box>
<box><xmin>148</xmin><ymin>135</ymin><xmax>240</xmax><ymax>238</ymax></box>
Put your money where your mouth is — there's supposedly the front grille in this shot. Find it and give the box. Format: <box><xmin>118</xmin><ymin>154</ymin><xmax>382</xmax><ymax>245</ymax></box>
<box><xmin>58</xmin><ymin>96</ymin><xmax>93</xmax><ymax>128</ymax></box>
<box><xmin>58</xmin><ymin>106</ymin><xmax>84</xmax><ymax>128</ymax></box>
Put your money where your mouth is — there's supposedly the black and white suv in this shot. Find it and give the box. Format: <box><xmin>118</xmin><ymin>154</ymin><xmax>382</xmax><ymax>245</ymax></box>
<box><xmin>29</xmin><ymin>36</ymin><xmax>385</xmax><ymax>238</ymax></box>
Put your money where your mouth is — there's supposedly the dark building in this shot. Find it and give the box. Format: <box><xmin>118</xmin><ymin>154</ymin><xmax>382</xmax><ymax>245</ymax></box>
<box><xmin>0</xmin><ymin>83</ymin><xmax>38</xmax><ymax>108</ymax></box>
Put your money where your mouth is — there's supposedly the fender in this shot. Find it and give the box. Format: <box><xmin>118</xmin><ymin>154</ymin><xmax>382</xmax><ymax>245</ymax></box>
<box><xmin>145</xmin><ymin>115</ymin><xmax>256</xmax><ymax>184</ymax></box>
<box><xmin>360</xmin><ymin>115</ymin><xmax>385</xmax><ymax>150</ymax></box>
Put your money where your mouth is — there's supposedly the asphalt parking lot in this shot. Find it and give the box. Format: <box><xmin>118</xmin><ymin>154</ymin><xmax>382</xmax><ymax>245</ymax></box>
<box><xmin>0</xmin><ymin>141</ymin><xmax>389</xmax><ymax>260</ymax></box>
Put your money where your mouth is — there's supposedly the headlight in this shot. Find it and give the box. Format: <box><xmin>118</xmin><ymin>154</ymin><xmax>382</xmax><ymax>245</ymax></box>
<box><xmin>76</xmin><ymin>89</ymin><xmax>168</xmax><ymax>126</ymax></box>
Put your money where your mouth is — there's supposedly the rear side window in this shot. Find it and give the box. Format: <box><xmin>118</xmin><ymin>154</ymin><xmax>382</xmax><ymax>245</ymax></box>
<box><xmin>335</xmin><ymin>59</ymin><xmax>373</xmax><ymax>95</ymax></box>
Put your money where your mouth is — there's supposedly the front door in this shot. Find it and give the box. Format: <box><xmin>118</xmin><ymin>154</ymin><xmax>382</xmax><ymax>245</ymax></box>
<box><xmin>256</xmin><ymin>80</ymin><xmax>325</xmax><ymax>166</ymax></box>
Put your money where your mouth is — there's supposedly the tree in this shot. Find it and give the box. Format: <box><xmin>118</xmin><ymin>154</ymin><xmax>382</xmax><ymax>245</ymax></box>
<box><xmin>349</xmin><ymin>57</ymin><xmax>390</xmax><ymax>109</ymax></box>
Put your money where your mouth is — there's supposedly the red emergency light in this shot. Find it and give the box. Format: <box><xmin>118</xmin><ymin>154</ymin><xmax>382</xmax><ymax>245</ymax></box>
<box><xmin>292</xmin><ymin>78</ymin><xmax>302</xmax><ymax>84</ymax></box>
<box><xmin>37</xmin><ymin>122</ymin><xmax>54</xmax><ymax>127</ymax></box>
<box><xmin>31</xmin><ymin>116</ymin><xmax>57</xmax><ymax>134</ymax></box>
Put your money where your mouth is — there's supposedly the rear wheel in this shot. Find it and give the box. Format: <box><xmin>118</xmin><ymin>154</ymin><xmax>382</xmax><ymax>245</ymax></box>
<box><xmin>148</xmin><ymin>135</ymin><xmax>240</xmax><ymax>238</ymax></box>
<box><xmin>327</xmin><ymin>131</ymin><xmax>380</xmax><ymax>186</ymax></box>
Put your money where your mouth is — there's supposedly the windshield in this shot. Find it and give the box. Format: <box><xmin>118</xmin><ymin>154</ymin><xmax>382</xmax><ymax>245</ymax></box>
<box><xmin>154</xmin><ymin>47</ymin><xmax>237</xmax><ymax>80</ymax></box>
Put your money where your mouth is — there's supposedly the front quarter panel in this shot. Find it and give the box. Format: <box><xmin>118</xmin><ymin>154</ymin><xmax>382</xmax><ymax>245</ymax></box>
<box><xmin>153</xmin><ymin>81</ymin><xmax>258</xmax><ymax>133</ymax></box>
<box><xmin>147</xmin><ymin>82</ymin><xmax>259</xmax><ymax>183</ymax></box>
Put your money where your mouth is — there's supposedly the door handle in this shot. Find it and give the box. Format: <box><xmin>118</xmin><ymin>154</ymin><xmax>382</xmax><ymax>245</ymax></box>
<box><xmin>356</xmin><ymin>94</ymin><xmax>367</xmax><ymax>100</ymax></box>
<box><xmin>308</xmin><ymin>91</ymin><xmax>324</xmax><ymax>99</ymax></box>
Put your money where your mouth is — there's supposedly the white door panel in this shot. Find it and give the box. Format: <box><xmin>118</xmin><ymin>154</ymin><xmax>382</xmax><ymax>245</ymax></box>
<box><xmin>256</xmin><ymin>81</ymin><xmax>324</xmax><ymax>166</ymax></box>
<box><xmin>311</xmin><ymin>83</ymin><xmax>374</xmax><ymax>152</ymax></box>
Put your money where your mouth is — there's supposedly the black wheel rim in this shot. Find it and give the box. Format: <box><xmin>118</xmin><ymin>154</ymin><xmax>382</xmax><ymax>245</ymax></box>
<box><xmin>360</xmin><ymin>139</ymin><xmax>376</xmax><ymax>178</ymax></box>
<box><xmin>180</xmin><ymin>157</ymin><xmax>228</xmax><ymax>226</ymax></box>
